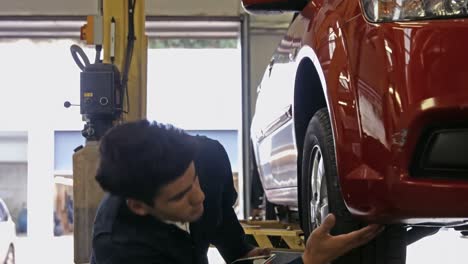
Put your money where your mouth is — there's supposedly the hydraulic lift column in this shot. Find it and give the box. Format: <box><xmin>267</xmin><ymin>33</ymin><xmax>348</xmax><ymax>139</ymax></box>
<box><xmin>73</xmin><ymin>1</ymin><xmax>147</xmax><ymax>263</ymax></box>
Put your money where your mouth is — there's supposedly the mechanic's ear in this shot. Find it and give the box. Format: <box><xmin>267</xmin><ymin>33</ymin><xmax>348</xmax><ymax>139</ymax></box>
<box><xmin>126</xmin><ymin>198</ymin><xmax>151</xmax><ymax>216</ymax></box>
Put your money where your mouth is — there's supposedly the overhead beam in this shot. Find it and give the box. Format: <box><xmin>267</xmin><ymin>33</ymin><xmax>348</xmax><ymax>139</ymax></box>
<box><xmin>0</xmin><ymin>0</ymin><xmax>241</xmax><ymax>16</ymax></box>
<box><xmin>0</xmin><ymin>0</ymin><xmax>98</xmax><ymax>15</ymax></box>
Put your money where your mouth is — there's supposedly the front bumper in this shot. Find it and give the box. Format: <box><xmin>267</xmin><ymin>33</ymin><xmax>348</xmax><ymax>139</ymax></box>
<box><xmin>339</xmin><ymin>18</ymin><xmax>468</xmax><ymax>224</ymax></box>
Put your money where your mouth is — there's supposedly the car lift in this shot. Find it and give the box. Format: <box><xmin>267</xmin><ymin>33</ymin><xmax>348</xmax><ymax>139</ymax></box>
<box><xmin>239</xmin><ymin>220</ymin><xmax>304</xmax><ymax>263</ymax></box>
<box><xmin>240</xmin><ymin>220</ymin><xmax>304</xmax><ymax>250</ymax></box>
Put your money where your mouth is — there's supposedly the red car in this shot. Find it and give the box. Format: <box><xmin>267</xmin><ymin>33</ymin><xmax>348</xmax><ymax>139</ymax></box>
<box><xmin>244</xmin><ymin>0</ymin><xmax>468</xmax><ymax>263</ymax></box>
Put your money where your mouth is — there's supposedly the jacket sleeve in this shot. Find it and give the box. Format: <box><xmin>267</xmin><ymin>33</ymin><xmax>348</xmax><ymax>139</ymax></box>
<box><xmin>208</xmin><ymin>141</ymin><xmax>254</xmax><ymax>263</ymax></box>
<box><xmin>93</xmin><ymin>233</ymin><xmax>168</xmax><ymax>264</ymax></box>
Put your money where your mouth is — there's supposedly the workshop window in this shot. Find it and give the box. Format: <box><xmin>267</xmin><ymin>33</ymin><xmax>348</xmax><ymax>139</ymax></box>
<box><xmin>0</xmin><ymin>132</ymin><xmax>28</xmax><ymax>235</ymax></box>
<box><xmin>53</xmin><ymin>131</ymin><xmax>83</xmax><ymax>236</ymax></box>
<box><xmin>146</xmin><ymin>38</ymin><xmax>241</xmax><ymax>173</ymax></box>
<box><xmin>54</xmin><ymin>131</ymin><xmax>84</xmax><ymax>173</ymax></box>
<box><xmin>0</xmin><ymin>38</ymin><xmax>93</xmax><ymax>128</ymax></box>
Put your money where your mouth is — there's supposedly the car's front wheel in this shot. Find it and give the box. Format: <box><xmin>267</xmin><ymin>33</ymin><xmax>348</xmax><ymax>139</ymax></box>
<box><xmin>4</xmin><ymin>244</ymin><xmax>15</xmax><ymax>264</ymax></box>
<box><xmin>300</xmin><ymin>108</ymin><xmax>407</xmax><ymax>264</ymax></box>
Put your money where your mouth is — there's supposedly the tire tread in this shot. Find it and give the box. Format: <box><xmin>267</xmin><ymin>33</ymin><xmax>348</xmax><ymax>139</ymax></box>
<box><xmin>301</xmin><ymin>108</ymin><xmax>406</xmax><ymax>264</ymax></box>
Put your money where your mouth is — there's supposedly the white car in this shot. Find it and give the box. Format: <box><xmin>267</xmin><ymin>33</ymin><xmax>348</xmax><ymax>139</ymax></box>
<box><xmin>0</xmin><ymin>198</ymin><xmax>15</xmax><ymax>264</ymax></box>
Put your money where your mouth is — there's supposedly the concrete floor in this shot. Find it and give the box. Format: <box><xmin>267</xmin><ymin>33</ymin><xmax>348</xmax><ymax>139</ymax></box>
<box><xmin>407</xmin><ymin>229</ymin><xmax>468</xmax><ymax>263</ymax></box>
<box><xmin>12</xmin><ymin>229</ymin><xmax>468</xmax><ymax>264</ymax></box>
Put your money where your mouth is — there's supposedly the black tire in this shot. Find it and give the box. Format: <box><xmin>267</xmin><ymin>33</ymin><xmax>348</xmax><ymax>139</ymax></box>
<box><xmin>265</xmin><ymin>199</ymin><xmax>277</xmax><ymax>220</ymax></box>
<box><xmin>3</xmin><ymin>244</ymin><xmax>15</xmax><ymax>264</ymax></box>
<box><xmin>300</xmin><ymin>108</ymin><xmax>407</xmax><ymax>264</ymax></box>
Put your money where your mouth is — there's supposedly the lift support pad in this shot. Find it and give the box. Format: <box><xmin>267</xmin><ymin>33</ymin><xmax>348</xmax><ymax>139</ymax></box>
<box><xmin>240</xmin><ymin>220</ymin><xmax>305</xmax><ymax>250</ymax></box>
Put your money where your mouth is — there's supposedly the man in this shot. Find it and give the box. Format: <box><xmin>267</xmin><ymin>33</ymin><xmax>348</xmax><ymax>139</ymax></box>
<box><xmin>91</xmin><ymin>120</ymin><xmax>382</xmax><ymax>264</ymax></box>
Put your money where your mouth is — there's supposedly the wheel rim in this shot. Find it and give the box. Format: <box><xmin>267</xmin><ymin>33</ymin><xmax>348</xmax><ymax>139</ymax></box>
<box><xmin>309</xmin><ymin>145</ymin><xmax>329</xmax><ymax>230</ymax></box>
<box><xmin>5</xmin><ymin>246</ymin><xmax>14</xmax><ymax>264</ymax></box>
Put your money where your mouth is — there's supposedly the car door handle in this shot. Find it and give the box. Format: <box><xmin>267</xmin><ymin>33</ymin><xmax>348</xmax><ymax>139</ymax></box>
<box><xmin>260</xmin><ymin>105</ymin><xmax>293</xmax><ymax>141</ymax></box>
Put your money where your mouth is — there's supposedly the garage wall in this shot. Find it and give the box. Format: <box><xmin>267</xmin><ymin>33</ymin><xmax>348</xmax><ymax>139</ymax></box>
<box><xmin>0</xmin><ymin>0</ymin><xmax>98</xmax><ymax>15</ymax></box>
<box><xmin>249</xmin><ymin>31</ymin><xmax>286</xmax><ymax>115</ymax></box>
<box><xmin>250</xmin><ymin>13</ymin><xmax>293</xmax><ymax>29</ymax></box>
<box><xmin>147</xmin><ymin>0</ymin><xmax>241</xmax><ymax>16</ymax></box>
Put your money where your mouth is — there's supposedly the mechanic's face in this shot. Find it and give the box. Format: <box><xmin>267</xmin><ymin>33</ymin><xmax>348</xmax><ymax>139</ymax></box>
<box><xmin>148</xmin><ymin>161</ymin><xmax>205</xmax><ymax>222</ymax></box>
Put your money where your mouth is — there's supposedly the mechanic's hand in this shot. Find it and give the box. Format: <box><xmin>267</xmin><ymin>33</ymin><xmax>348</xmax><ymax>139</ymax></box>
<box><xmin>302</xmin><ymin>214</ymin><xmax>384</xmax><ymax>264</ymax></box>
<box><xmin>244</xmin><ymin>247</ymin><xmax>271</xmax><ymax>258</ymax></box>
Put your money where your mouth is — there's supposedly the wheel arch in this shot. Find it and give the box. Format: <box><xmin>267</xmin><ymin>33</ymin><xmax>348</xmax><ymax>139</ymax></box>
<box><xmin>293</xmin><ymin>56</ymin><xmax>329</xmax><ymax>227</ymax></box>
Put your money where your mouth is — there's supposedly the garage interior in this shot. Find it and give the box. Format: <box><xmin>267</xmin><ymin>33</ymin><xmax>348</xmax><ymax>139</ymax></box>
<box><xmin>0</xmin><ymin>0</ymin><xmax>468</xmax><ymax>264</ymax></box>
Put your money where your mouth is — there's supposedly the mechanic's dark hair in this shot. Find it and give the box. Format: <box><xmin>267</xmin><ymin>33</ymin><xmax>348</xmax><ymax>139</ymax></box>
<box><xmin>95</xmin><ymin>119</ymin><xmax>198</xmax><ymax>205</ymax></box>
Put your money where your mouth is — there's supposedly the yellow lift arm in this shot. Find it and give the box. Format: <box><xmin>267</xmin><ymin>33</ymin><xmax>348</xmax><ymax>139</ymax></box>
<box><xmin>73</xmin><ymin>1</ymin><xmax>147</xmax><ymax>263</ymax></box>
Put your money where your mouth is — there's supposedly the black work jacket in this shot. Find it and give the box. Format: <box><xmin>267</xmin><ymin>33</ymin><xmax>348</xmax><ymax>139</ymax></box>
<box><xmin>90</xmin><ymin>137</ymin><xmax>254</xmax><ymax>264</ymax></box>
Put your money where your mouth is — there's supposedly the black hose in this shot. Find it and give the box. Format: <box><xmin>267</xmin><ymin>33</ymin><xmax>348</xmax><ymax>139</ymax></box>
<box><xmin>121</xmin><ymin>0</ymin><xmax>136</xmax><ymax>113</ymax></box>
<box><xmin>70</xmin><ymin>44</ymin><xmax>91</xmax><ymax>71</ymax></box>
<box><xmin>95</xmin><ymin>45</ymin><xmax>102</xmax><ymax>64</ymax></box>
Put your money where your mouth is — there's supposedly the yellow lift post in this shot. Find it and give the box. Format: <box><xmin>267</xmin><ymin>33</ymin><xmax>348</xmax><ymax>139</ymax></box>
<box><xmin>72</xmin><ymin>1</ymin><xmax>147</xmax><ymax>263</ymax></box>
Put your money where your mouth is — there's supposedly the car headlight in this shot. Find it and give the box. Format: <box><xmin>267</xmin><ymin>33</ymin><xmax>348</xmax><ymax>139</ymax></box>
<box><xmin>362</xmin><ymin>0</ymin><xmax>468</xmax><ymax>22</ymax></box>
